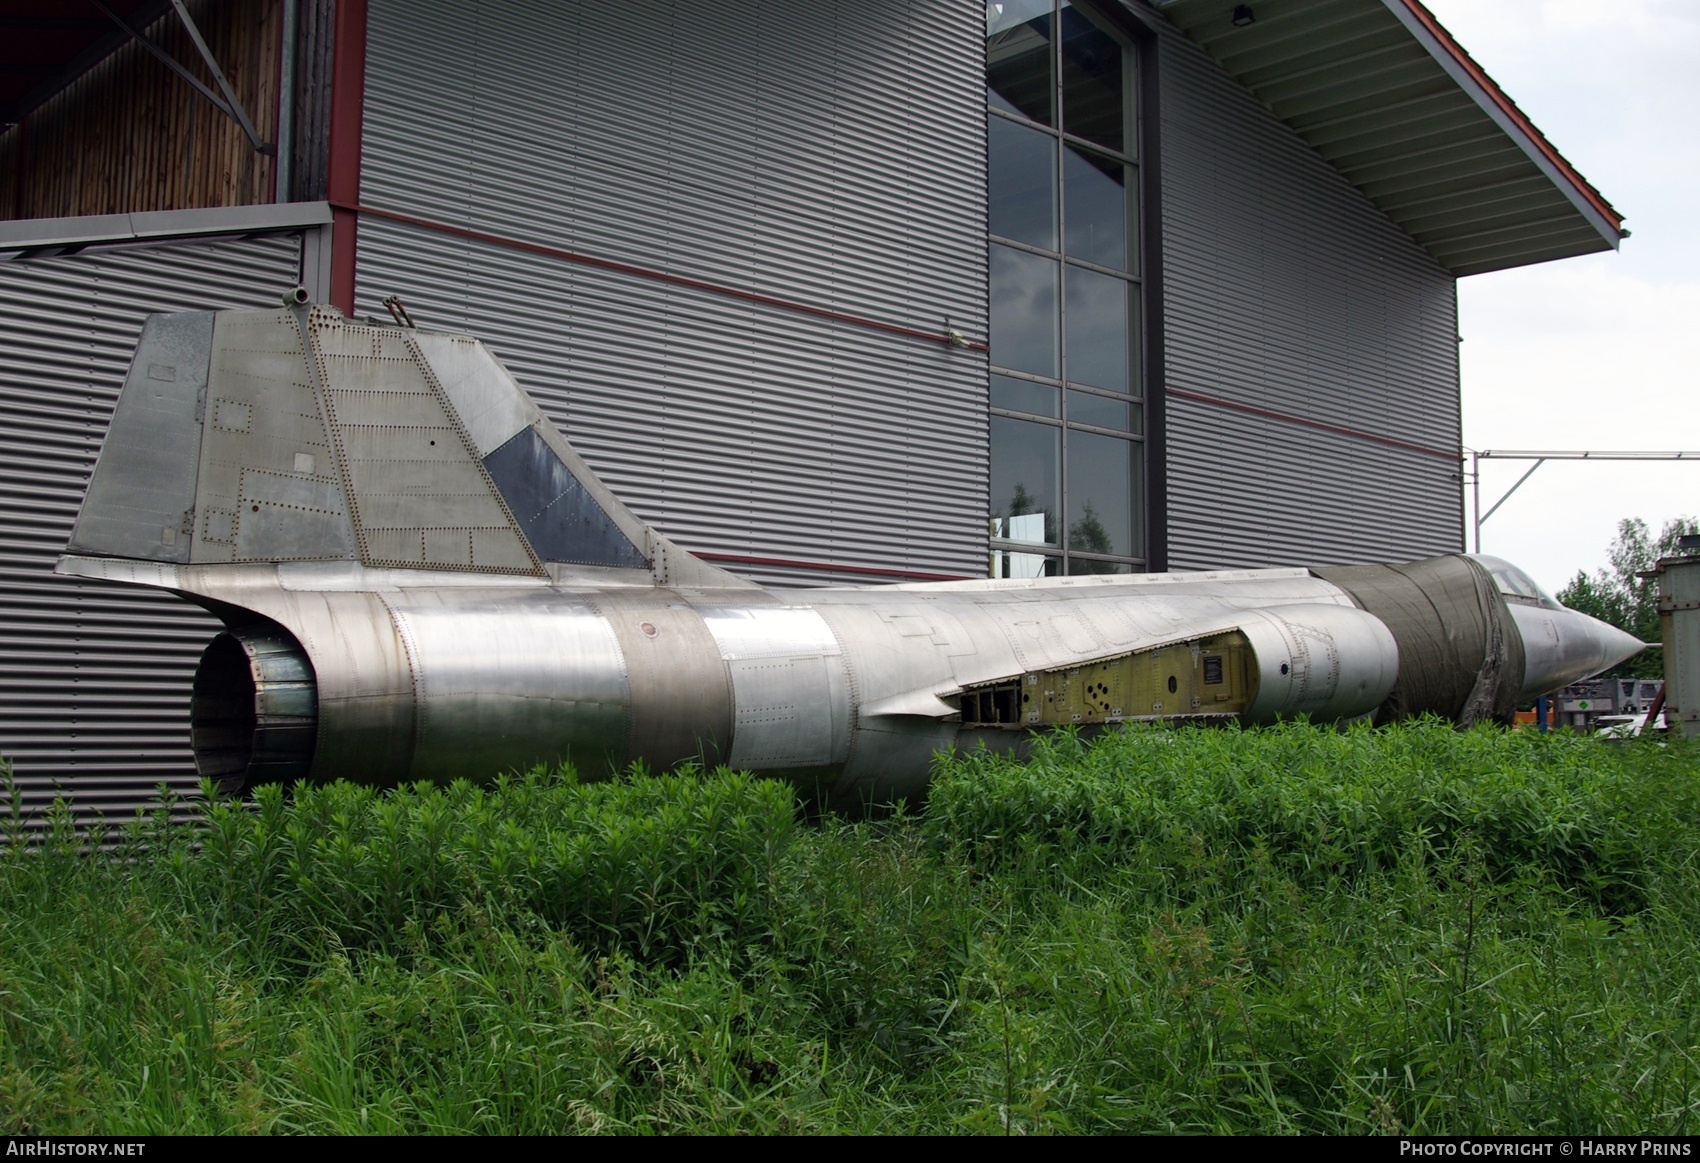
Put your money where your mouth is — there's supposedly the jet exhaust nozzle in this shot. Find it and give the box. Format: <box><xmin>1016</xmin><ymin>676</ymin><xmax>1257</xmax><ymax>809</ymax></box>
<box><xmin>190</xmin><ymin>627</ymin><xmax>318</xmax><ymax>793</ymax></box>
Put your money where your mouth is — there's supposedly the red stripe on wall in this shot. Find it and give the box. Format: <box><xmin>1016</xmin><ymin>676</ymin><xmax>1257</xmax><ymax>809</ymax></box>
<box><xmin>335</xmin><ymin>200</ymin><xmax>990</xmax><ymax>354</ymax></box>
<box><xmin>693</xmin><ymin>551</ymin><xmax>972</xmax><ymax>583</ymax></box>
<box><xmin>1166</xmin><ymin>387</ymin><xmax>1462</xmax><ymax>461</ymax></box>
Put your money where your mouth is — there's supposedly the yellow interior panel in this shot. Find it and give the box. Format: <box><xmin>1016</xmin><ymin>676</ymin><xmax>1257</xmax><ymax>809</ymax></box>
<box><xmin>960</xmin><ymin>630</ymin><xmax>1254</xmax><ymax>727</ymax></box>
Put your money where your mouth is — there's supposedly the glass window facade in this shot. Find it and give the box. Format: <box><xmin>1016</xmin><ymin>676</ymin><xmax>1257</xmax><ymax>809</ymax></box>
<box><xmin>987</xmin><ymin>0</ymin><xmax>1143</xmax><ymax>578</ymax></box>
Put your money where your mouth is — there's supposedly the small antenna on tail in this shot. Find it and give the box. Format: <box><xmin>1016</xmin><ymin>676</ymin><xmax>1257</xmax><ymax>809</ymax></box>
<box><xmin>381</xmin><ymin>295</ymin><xmax>416</xmax><ymax>328</ymax></box>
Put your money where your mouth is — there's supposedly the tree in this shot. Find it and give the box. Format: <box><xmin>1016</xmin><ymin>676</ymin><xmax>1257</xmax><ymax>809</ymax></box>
<box><xmin>995</xmin><ymin>482</ymin><xmax>1057</xmax><ymax>546</ymax></box>
<box><xmin>1556</xmin><ymin>515</ymin><xmax>1698</xmax><ymax>679</ymax></box>
<box><xmin>1067</xmin><ymin>501</ymin><xmax>1119</xmax><ymax>573</ymax></box>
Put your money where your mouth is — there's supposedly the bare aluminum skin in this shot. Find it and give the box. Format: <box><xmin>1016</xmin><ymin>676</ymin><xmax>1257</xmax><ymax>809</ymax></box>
<box><xmin>1472</xmin><ymin>554</ymin><xmax>1647</xmax><ymax>702</ymax></box>
<box><xmin>56</xmin><ymin>305</ymin><xmax>1645</xmax><ymax>804</ymax></box>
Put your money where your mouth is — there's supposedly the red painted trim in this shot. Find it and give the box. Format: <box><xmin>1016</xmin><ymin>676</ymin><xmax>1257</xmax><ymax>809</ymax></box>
<box><xmin>1166</xmin><ymin>387</ymin><xmax>1462</xmax><ymax>462</ymax></box>
<box><xmin>325</xmin><ymin>0</ymin><xmax>368</xmax><ymax>314</ymax></box>
<box><xmin>1642</xmin><ymin>684</ymin><xmax>1666</xmax><ymax>732</ymax></box>
<box><xmin>693</xmin><ymin>551</ymin><xmax>972</xmax><ymax>583</ymax></box>
<box><xmin>336</xmin><ymin>200</ymin><xmax>991</xmax><ymax>353</ymax></box>
<box><xmin>1397</xmin><ymin>0</ymin><xmax>1622</xmax><ymax>233</ymax></box>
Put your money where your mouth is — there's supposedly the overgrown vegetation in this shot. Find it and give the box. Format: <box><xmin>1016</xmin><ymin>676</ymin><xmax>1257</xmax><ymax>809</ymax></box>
<box><xmin>4</xmin><ymin>721</ymin><xmax>1700</xmax><ymax>1134</ymax></box>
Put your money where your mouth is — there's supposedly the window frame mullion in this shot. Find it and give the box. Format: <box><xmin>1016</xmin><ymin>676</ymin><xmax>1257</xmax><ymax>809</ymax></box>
<box><xmin>988</xmin><ymin>0</ymin><xmax>1143</xmax><ymax>576</ymax></box>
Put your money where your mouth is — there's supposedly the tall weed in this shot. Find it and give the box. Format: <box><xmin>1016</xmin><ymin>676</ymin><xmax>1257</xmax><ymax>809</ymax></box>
<box><xmin>5</xmin><ymin>727</ymin><xmax>1700</xmax><ymax>1134</ymax></box>
<box><xmin>187</xmin><ymin>763</ymin><xmax>795</xmax><ymax>966</ymax></box>
<box><xmin>925</xmin><ymin>719</ymin><xmax>1694</xmax><ymax>911</ymax></box>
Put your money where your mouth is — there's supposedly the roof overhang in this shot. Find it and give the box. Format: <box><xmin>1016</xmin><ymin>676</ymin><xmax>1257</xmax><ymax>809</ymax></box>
<box><xmin>1145</xmin><ymin>0</ymin><xmax>1625</xmax><ymax>276</ymax></box>
<box><xmin>1</xmin><ymin>1</ymin><xmax>165</xmax><ymax>128</ymax></box>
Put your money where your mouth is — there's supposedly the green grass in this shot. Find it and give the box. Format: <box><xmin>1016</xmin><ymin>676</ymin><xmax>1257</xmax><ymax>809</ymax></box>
<box><xmin>4</xmin><ymin>720</ymin><xmax>1699</xmax><ymax>1134</ymax></box>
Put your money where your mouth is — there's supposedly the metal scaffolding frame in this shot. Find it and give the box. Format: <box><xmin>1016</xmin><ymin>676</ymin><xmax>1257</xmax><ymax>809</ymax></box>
<box><xmin>1470</xmin><ymin>449</ymin><xmax>1700</xmax><ymax>554</ymax></box>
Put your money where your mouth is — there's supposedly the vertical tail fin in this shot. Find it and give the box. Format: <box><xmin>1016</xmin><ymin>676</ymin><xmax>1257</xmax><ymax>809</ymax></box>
<box><xmin>68</xmin><ymin>303</ymin><xmax>753</xmax><ymax>589</ymax></box>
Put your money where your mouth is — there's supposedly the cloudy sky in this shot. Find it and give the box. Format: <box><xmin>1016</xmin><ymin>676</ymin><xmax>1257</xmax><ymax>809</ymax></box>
<box><xmin>1416</xmin><ymin>0</ymin><xmax>1699</xmax><ymax>594</ymax></box>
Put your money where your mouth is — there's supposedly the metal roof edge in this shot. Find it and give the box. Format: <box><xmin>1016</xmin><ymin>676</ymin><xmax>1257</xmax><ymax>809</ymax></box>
<box><xmin>1381</xmin><ymin>0</ymin><xmax>1625</xmax><ymax>247</ymax></box>
<box><xmin>0</xmin><ymin>201</ymin><xmax>332</xmax><ymax>251</ymax></box>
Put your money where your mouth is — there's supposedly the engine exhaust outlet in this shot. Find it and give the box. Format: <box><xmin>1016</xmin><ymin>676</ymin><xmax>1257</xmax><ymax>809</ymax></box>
<box><xmin>190</xmin><ymin>627</ymin><xmax>318</xmax><ymax>794</ymax></box>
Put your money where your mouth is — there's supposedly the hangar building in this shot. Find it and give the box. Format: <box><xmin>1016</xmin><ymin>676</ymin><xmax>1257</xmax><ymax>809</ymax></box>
<box><xmin>0</xmin><ymin>0</ymin><xmax>1623</xmax><ymax>823</ymax></box>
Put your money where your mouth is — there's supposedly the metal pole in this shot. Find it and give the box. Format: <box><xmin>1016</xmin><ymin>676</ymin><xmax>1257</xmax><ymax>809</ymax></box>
<box><xmin>1470</xmin><ymin>449</ymin><xmax>1700</xmax><ymax>554</ymax></box>
<box><xmin>1479</xmin><ymin>458</ymin><xmax>1546</xmax><ymax>528</ymax></box>
<box><xmin>90</xmin><ymin>0</ymin><xmax>238</xmax><ymax>122</ymax></box>
<box><xmin>1471</xmin><ymin>450</ymin><xmax>1480</xmax><ymax>554</ymax></box>
<box><xmin>169</xmin><ymin>0</ymin><xmax>270</xmax><ymax>154</ymax></box>
<box><xmin>276</xmin><ymin>0</ymin><xmax>297</xmax><ymax>202</ymax></box>
<box><xmin>90</xmin><ymin>0</ymin><xmax>272</xmax><ymax>154</ymax></box>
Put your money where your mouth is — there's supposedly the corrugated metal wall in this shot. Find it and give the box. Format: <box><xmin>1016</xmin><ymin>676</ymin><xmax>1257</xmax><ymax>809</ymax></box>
<box><xmin>1151</xmin><ymin>19</ymin><xmax>1465</xmax><ymax>570</ymax></box>
<box><xmin>355</xmin><ymin>0</ymin><xmax>990</xmax><ymax>585</ymax></box>
<box><xmin>0</xmin><ymin>233</ymin><xmax>302</xmax><ymax>829</ymax></box>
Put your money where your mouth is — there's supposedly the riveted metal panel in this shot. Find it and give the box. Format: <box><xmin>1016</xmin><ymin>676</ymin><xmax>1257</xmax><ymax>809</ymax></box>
<box><xmin>357</xmin><ymin>0</ymin><xmax>989</xmax><ymax>587</ymax></box>
<box><xmin>0</xmin><ymin>233</ymin><xmax>303</xmax><ymax>833</ymax></box>
<box><xmin>699</xmin><ymin>605</ymin><xmax>852</xmax><ymax>772</ymax></box>
<box><xmin>299</xmin><ymin>317</ymin><xmax>543</xmax><ymax>576</ymax></box>
<box><xmin>193</xmin><ymin>309</ymin><xmax>358</xmax><ymax>566</ymax></box>
<box><xmin>66</xmin><ymin>311</ymin><xmax>214</xmax><ymax>563</ymax></box>
<box><xmin>590</xmin><ymin>594</ymin><xmax>734</xmax><ymax>770</ymax></box>
<box><xmin>407</xmin><ymin>332</ymin><xmax>532</xmax><ymax>457</ymax></box>
<box><xmin>1151</xmin><ymin>19</ymin><xmax>1464</xmax><ymax>570</ymax></box>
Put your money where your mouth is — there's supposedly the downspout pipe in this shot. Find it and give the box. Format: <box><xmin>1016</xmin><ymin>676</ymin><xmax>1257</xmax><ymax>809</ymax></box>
<box><xmin>276</xmin><ymin>0</ymin><xmax>297</xmax><ymax>202</ymax></box>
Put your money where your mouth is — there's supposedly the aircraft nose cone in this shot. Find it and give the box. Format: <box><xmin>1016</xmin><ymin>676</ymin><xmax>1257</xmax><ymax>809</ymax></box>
<box><xmin>1508</xmin><ymin>604</ymin><xmax>1647</xmax><ymax>701</ymax></box>
<box><xmin>1595</xmin><ymin>618</ymin><xmax>1648</xmax><ymax>673</ymax></box>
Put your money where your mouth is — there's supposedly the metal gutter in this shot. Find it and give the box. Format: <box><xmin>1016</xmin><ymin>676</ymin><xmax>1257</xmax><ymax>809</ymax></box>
<box><xmin>0</xmin><ymin>201</ymin><xmax>332</xmax><ymax>253</ymax></box>
<box><xmin>276</xmin><ymin>0</ymin><xmax>299</xmax><ymax>202</ymax></box>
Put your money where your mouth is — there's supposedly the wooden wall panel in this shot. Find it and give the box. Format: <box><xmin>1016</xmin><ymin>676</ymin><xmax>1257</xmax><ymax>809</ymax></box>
<box><xmin>291</xmin><ymin>0</ymin><xmax>337</xmax><ymax>202</ymax></box>
<box><xmin>2</xmin><ymin>0</ymin><xmax>282</xmax><ymax>220</ymax></box>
